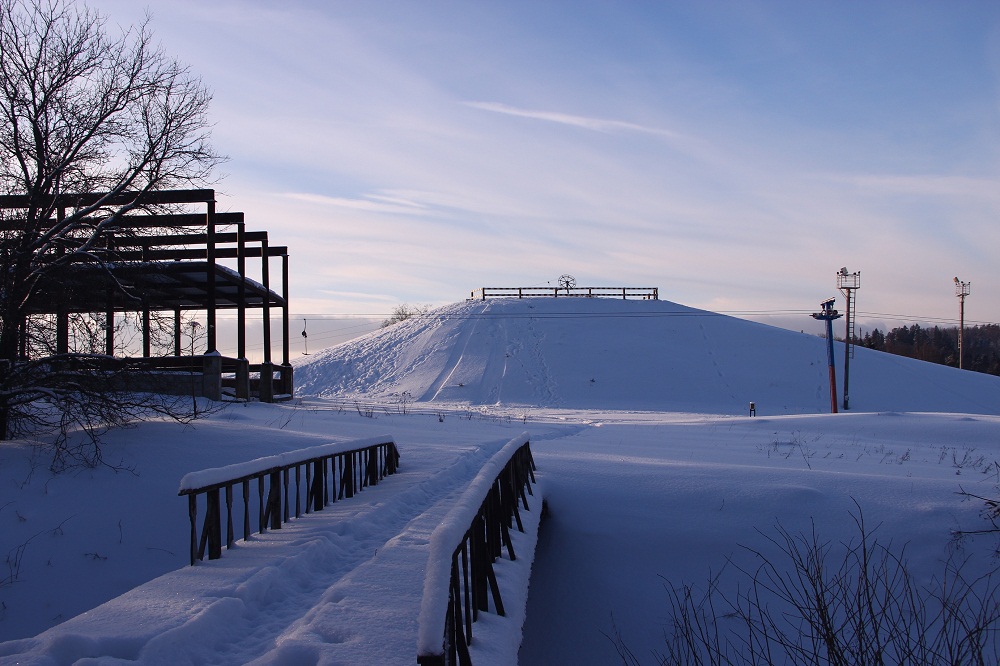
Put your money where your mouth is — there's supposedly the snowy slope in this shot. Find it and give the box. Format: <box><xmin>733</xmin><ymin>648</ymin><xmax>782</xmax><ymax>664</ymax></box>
<box><xmin>295</xmin><ymin>297</ymin><xmax>1000</xmax><ymax>415</ymax></box>
<box><xmin>4</xmin><ymin>297</ymin><xmax>1000</xmax><ymax>664</ymax></box>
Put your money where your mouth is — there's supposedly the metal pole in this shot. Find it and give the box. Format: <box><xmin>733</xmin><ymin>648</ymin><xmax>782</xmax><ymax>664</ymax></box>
<box><xmin>812</xmin><ymin>299</ymin><xmax>841</xmax><ymax>414</ymax></box>
<box><xmin>826</xmin><ymin>316</ymin><xmax>838</xmax><ymax>414</ymax></box>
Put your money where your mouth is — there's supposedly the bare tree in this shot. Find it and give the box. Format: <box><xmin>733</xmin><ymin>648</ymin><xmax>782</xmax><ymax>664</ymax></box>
<box><xmin>381</xmin><ymin>303</ymin><xmax>429</xmax><ymax>328</ymax></box>
<box><xmin>611</xmin><ymin>506</ymin><xmax>1000</xmax><ymax>665</ymax></box>
<box><xmin>0</xmin><ymin>0</ymin><xmax>223</xmax><ymax>450</ymax></box>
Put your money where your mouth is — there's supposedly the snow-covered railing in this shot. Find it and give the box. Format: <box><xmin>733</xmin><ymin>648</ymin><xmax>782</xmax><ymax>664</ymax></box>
<box><xmin>178</xmin><ymin>436</ymin><xmax>400</xmax><ymax>565</ymax></box>
<box><xmin>470</xmin><ymin>286</ymin><xmax>658</xmax><ymax>300</ymax></box>
<box><xmin>417</xmin><ymin>433</ymin><xmax>537</xmax><ymax>666</ymax></box>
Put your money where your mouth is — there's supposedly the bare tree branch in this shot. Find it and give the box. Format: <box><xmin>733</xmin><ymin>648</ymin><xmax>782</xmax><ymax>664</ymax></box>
<box><xmin>0</xmin><ymin>0</ymin><xmax>225</xmax><ymax>453</ymax></box>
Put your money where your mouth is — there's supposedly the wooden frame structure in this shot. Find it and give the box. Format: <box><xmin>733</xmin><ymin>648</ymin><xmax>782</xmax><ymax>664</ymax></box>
<box><xmin>0</xmin><ymin>188</ymin><xmax>293</xmax><ymax>401</ymax></box>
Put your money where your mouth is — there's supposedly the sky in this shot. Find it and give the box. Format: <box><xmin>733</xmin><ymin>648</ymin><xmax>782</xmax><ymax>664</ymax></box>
<box><xmin>85</xmin><ymin>0</ymin><xmax>1000</xmax><ymax>349</ymax></box>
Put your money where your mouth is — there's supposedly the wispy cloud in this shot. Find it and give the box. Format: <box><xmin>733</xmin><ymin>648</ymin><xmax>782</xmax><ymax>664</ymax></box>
<box><xmin>89</xmin><ymin>0</ymin><xmax>1000</xmax><ymax>331</ymax></box>
<box><xmin>281</xmin><ymin>192</ymin><xmax>429</xmax><ymax>215</ymax></box>
<box><xmin>830</xmin><ymin>173</ymin><xmax>1000</xmax><ymax>201</ymax></box>
<box><xmin>464</xmin><ymin>101</ymin><xmax>680</xmax><ymax>139</ymax></box>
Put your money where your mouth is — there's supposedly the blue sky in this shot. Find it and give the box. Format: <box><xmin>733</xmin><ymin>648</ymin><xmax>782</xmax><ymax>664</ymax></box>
<box><xmin>91</xmin><ymin>0</ymin><xmax>1000</xmax><ymax>346</ymax></box>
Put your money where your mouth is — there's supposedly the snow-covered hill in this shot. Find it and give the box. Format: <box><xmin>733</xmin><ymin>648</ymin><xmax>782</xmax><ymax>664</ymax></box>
<box><xmin>295</xmin><ymin>297</ymin><xmax>1000</xmax><ymax>415</ymax></box>
<box><xmin>6</xmin><ymin>297</ymin><xmax>1000</xmax><ymax>664</ymax></box>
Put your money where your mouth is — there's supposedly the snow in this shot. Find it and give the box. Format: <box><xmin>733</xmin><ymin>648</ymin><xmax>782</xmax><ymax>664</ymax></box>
<box><xmin>417</xmin><ymin>432</ymin><xmax>532</xmax><ymax>658</ymax></box>
<box><xmin>3</xmin><ymin>297</ymin><xmax>1000</xmax><ymax>664</ymax></box>
<box><xmin>177</xmin><ymin>435</ymin><xmax>395</xmax><ymax>492</ymax></box>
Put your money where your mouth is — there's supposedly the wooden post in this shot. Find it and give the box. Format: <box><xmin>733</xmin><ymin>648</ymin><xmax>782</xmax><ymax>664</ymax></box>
<box><xmin>205</xmin><ymin>489</ymin><xmax>222</xmax><ymax>560</ymax></box>
<box><xmin>282</xmin><ymin>468</ymin><xmax>290</xmax><ymax>523</ymax></box>
<box><xmin>281</xmin><ymin>253</ymin><xmax>290</xmax><ymax>366</ymax></box>
<box><xmin>312</xmin><ymin>459</ymin><xmax>324</xmax><ymax>511</ymax></box>
<box><xmin>258</xmin><ymin>476</ymin><xmax>266</xmax><ymax>533</ymax></box>
<box><xmin>267</xmin><ymin>470</ymin><xmax>282</xmax><ymax>530</ymax></box>
<box><xmin>187</xmin><ymin>494</ymin><xmax>198</xmax><ymax>566</ymax></box>
<box><xmin>225</xmin><ymin>485</ymin><xmax>234</xmax><ymax>549</ymax></box>
<box><xmin>141</xmin><ymin>300</ymin><xmax>151</xmax><ymax>358</ymax></box>
<box><xmin>106</xmin><ymin>287</ymin><xmax>115</xmax><ymax>355</ymax></box>
<box><xmin>237</xmin><ymin>221</ymin><xmax>246</xmax><ymax>361</ymax></box>
<box><xmin>259</xmin><ymin>361</ymin><xmax>274</xmax><ymax>403</ymax></box>
<box><xmin>56</xmin><ymin>304</ymin><xmax>69</xmax><ymax>354</ymax></box>
<box><xmin>206</xmin><ymin>198</ymin><xmax>217</xmax><ymax>353</ymax></box>
<box><xmin>261</xmin><ymin>237</ymin><xmax>271</xmax><ymax>363</ymax></box>
<box><xmin>342</xmin><ymin>453</ymin><xmax>354</xmax><ymax>498</ymax></box>
<box><xmin>242</xmin><ymin>479</ymin><xmax>251</xmax><ymax>541</ymax></box>
<box><xmin>174</xmin><ymin>307</ymin><xmax>182</xmax><ymax>357</ymax></box>
<box><xmin>296</xmin><ymin>464</ymin><xmax>303</xmax><ymax>518</ymax></box>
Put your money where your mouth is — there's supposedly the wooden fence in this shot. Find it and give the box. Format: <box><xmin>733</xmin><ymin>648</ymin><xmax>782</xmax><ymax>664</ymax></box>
<box><xmin>178</xmin><ymin>437</ymin><xmax>400</xmax><ymax>565</ymax></box>
<box><xmin>470</xmin><ymin>286</ymin><xmax>658</xmax><ymax>300</ymax></box>
<box><xmin>417</xmin><ymin>434</ymin><xmax>537</xmax><ymax>666</ymax></box>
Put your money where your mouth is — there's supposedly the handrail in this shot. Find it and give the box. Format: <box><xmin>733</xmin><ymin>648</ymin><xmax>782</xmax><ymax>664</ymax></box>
<box><xmin>417</xmin><ymin>433</ymin><xmax>537</xmax><ymax>666</ymax></box>
<box><xmin>470</xmin><ymin>286</ymin><xmax>658</xmax><ymax>300</ymax></box>
<box><xmin>178</xmin><ymin>436</ymin><xmax>400</xmax><ymax>565</ymax></box>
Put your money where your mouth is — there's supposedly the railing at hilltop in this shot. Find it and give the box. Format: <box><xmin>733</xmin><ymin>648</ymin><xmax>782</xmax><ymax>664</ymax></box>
<box><xmin>417</xmin><ymin>434</ymin><xmax>537</xmax><ymax>666</ymax></box>
<box><xmin>470</xmin><ymin>286</ymin><xmax>658</xmax><ymax>300</ymax></box>
<box><xmin>178</xmin><ymin>437</ymin><xmax>400</xmax><ymax>565</ymax></box>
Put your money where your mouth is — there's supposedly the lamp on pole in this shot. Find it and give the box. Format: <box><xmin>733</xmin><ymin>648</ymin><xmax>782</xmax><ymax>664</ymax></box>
<box><xmin>955</xmin><ymin>277</ymin><xmax>970</xmax><ymax>369</ymax></box>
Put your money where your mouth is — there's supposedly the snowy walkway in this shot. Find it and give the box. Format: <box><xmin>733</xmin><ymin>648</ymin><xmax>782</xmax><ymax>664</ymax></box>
<box><xmin>0</xmin><ymin>435</ymin><xmax>528</xmax><ymax>664</ymax></box>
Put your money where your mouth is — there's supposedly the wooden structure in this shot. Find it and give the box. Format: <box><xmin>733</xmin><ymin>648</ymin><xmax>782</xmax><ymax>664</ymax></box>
<box><xmin>470</xmin><ymin>286</ymin><xmax>658</xmax><ymax>300</ymax></box>
<box><xmin>0</xmin><ymin>188</ymin><xmax>293</xmax><ymax>401</ymax></box>
<box><xmin>179</xmin><ymin>437</ymin><xmax>400</xmax><ymax>564</ymax></box>
<box><xmin>417</xmin><ymin>435</ymin><xmax>537</xmax><ymax>666</ymax></box>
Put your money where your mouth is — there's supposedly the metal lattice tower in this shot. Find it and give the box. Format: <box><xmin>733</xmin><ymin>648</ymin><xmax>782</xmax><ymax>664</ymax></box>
<box><xmin>837</xmin><ymin>268</ymin><xmax>860</xmax><ymax>410</ymax></box>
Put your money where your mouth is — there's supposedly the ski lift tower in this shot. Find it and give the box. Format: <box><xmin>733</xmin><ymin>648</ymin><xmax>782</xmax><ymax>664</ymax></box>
<box><xmin>837</xmin><ymin>268</ymin><xmax>860</xmax><ymax>410</ymax></box>
<box><xmin>955</xmin><ymin>277</ymin><xmax>971</xmax><ymax>369</ymax></box>
<box><xmin>812</xmin><ymin>297</ymin><xmax>842</xmax><ymax>414</ymax></box>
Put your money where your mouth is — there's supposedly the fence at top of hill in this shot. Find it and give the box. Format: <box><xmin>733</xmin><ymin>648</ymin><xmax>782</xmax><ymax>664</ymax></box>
<box><xmin>469</xmin><ymin>286</ymin><xmax>658</xmax><ymax>300</ymax></box>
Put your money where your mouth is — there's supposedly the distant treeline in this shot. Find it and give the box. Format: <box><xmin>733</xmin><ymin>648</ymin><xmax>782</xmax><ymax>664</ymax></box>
<box><xmin>857</xmin><ymin>324</ymin><xmax>1000</xmax><ymax>376</ymax></box>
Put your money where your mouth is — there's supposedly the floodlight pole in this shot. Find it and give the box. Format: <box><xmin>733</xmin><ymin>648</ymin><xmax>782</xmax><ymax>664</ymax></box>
<box><xmin>955</xmin><ymin>277</ymin><xmax>970</xmax><ymax>369</ymax></box>
<box><xmin>837</xmin><ymin>269</ymin><xmax>861</xmax><ymax>410</ymax></box>
<box><xmin>812</xmin><ymin>298</ymin><xmax>842</xmax><ymax>414</ymax></box>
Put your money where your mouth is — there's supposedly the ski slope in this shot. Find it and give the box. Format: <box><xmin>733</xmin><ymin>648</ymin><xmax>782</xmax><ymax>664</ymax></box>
<box><xmin>296</xmin><ymin>297</ymin><xmax>1000</xmax><ymax>416</ymax></box>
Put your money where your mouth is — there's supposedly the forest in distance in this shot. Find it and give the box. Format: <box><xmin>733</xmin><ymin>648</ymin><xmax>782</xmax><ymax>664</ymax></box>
<box><xmin>856</xmin><ymin>323</ymin><xmax>1000</xmax><ymax>376</ymax></box>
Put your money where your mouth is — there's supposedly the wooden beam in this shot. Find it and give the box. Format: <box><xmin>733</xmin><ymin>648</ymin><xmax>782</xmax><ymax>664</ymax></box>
<box><xmin>0</xmin><ymin>188</ymin><xmax>216</xmax><ymax>209</ymax></box>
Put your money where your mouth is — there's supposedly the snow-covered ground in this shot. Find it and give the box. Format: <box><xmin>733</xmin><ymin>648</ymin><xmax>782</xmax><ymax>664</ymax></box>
<box><xmin>3</xmin><ymin>297</ymin><xmax>1000</xmax><ymax>664</ymax></box>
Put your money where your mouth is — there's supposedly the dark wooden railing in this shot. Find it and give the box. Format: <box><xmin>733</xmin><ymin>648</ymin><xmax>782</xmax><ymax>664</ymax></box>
<box><xmin>178</xmin><ymin>437</ymin><xmax>400</xmax><ymax>565</ymax></box>
<box><xmin>470</xmin><ymin>286</ymin><xmax>658</xmax><ymax>300</ymax></box>
<box><xmin>417</xmin><ymin>434</ymin><xmax>537</xmax><ymax>666</ymax></box>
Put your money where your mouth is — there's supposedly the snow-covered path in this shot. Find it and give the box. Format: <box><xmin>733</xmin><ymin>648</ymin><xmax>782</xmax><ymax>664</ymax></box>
<box><xmin>0</xmin><ymin>431</ymin><xmax>534</xmax><ymax>664</ymax></box>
